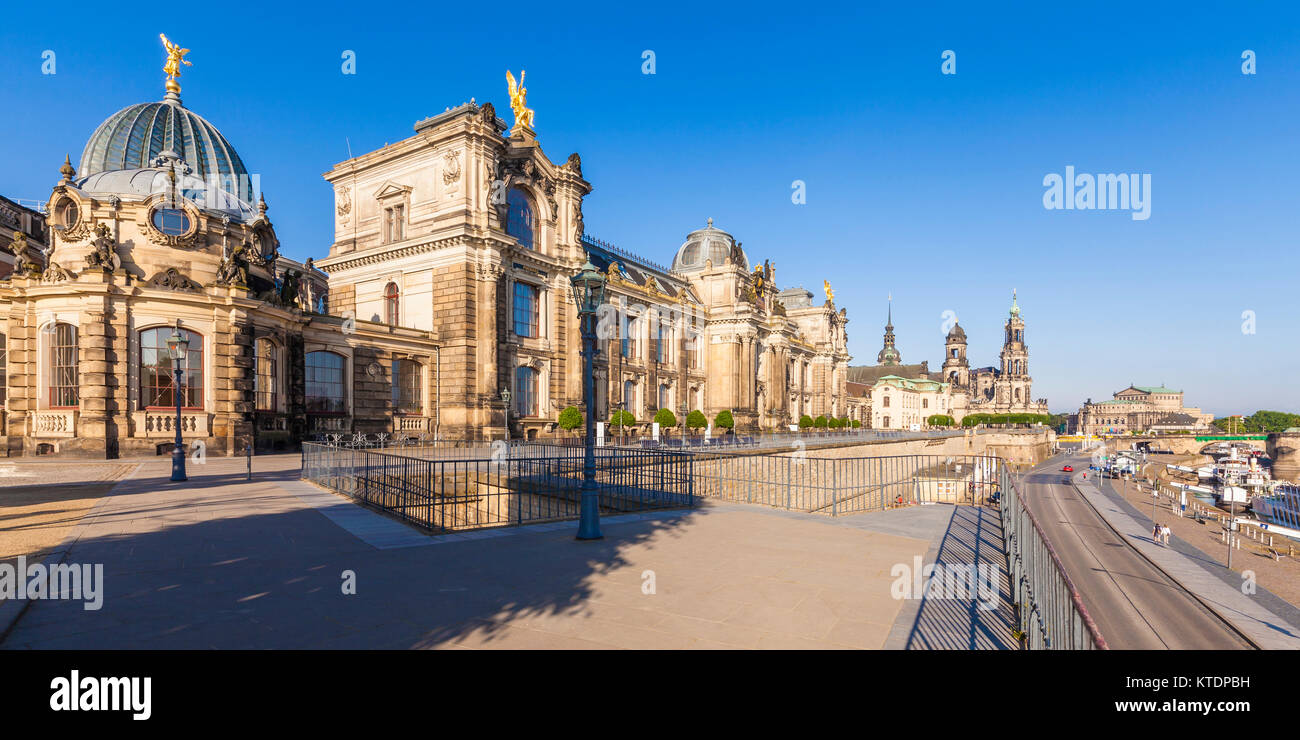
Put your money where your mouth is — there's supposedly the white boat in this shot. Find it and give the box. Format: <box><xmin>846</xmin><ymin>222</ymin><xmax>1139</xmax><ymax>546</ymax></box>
<box><xmin>1218</xmin><ymin>485</ymin><xmax>1250</xmax><ymax>506</ymax></box>
<box><xmin>1251</xmin><ymin>483</ymin><xmax>1300</xmax><ymax>530</ymax></box>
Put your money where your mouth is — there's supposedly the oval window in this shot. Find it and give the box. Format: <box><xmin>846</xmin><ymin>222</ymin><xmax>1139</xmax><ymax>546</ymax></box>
<box><xmin>58</xmin><ymin>200</ymin><xmax>79</xmax><ymax>229</ymax></box>
<box><xmin>152</xmin><ymin>208</ymin><xmax>191</xmax><ymax>236</ymax></box>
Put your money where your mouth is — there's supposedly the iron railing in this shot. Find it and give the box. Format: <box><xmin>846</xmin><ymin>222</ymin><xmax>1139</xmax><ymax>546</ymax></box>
<box><xmin>689</xmin><ymin>453</ymin><xmax>1003</xmax><ymax>514</ymax></box>
<box><xmin>302</xmin><ymin>442</ymin><xmax>694</xmax><ymax>532</ymax></box>
<box><xmin>998</xmin><ymin>464</ymin><xmax>1107</xmax><ymax>649</ymax></box>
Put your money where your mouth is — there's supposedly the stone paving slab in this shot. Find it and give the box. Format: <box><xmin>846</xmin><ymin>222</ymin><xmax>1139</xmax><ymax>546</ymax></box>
<box><xmin>1074</xmin><ymin>473</ymin><xmax>1300</xmax><ymax>649</ymax></box>
<box><xmin>2</xmin><ymin>454</ymin><xmax>1014</xmax><ymax>649</ymax></box>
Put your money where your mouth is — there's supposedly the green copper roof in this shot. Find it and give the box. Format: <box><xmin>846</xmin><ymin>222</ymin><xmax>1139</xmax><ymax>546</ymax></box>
<box><xmin>1133</xmin><ymin>386</ymin><xmax>1180</xmax><ymax>394</ymax></box>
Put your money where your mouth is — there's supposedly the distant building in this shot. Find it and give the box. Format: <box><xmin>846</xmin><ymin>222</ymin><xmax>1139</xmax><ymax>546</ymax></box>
<box><xmin>848</xmin><ymin>291</ymin><xmax>1049</xmax><ymax>427</ymax></box>
<box><xmin>869</xmin><ymin>375</ymin><xmax>950</xmax><ymax>430</ymax></box>
<box><xmin>1069</xmin><ymin>386</ymin><xmax>1213</xmax><ymax>435</ymax></box>
<box><xmin>0</xmin><ymin>195</ymin><xmax>48</xmax><ymax>280</ymax></box>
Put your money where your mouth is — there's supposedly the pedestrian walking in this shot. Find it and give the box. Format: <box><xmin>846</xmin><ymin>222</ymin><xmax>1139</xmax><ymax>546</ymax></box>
<box><xmin>1162</xmin><ymin>524</ymin><xmax>1172</xmax><ymax>545</ymax></box>
<box><xmin>1153</xmin><ymin>523</ymin><xmax>1162</xmax><ymax>545</ymax></box>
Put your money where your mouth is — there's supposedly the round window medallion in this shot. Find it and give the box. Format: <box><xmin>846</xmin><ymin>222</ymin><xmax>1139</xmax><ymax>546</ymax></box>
<box><xmin>366</xmin><ymin>361</ymin><xmax>382</xmax><ymax>378</ymax></box>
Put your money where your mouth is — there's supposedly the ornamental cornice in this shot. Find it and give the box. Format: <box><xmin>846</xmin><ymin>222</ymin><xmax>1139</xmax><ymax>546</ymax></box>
<box><xmin>317</xmin><ymin>234</ymin><xmax>473</xmax><ymax>272</ymax></box>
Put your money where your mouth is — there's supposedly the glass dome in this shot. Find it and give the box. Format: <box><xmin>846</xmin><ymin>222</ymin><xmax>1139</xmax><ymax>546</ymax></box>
<box><xmin>670</xmin><ymin>218</ymin><xmax>747</xmax><ymax>272</ymax></box>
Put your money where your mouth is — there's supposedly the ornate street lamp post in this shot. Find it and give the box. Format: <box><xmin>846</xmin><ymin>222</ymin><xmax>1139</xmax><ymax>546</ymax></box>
<box><xmin>166</xmin><ymin>322</ymin><xmax>190</xmax><ymax>482</ymax></box>
<box><xmin>500</xmin><ymin>387</ymin><xmax>511</xmax><ymax>441</ymax></box>
<box><xmin>570</xmin><ymin>259</ymin><xmax>607</xmax><ymax>540</ymax></box>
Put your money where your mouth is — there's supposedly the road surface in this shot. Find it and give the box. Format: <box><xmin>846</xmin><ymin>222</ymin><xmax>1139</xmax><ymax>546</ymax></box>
<box><xmin>1019</xmin><ymin>453</ymin><xmax>1252</xmax><ymax>649</ymax></box>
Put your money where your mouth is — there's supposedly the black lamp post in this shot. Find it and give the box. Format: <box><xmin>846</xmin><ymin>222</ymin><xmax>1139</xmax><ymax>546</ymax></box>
<box><xmin>166</xmin><ymin>323</ymin><xmax>190</xmax><ymax>482</ymax></box>
<box><xmin>570</xmin><ymin>259</ymin><xmax>607</xmax><ymax>540</ymax></box>
<box><xmin>501</xmin><ymin>387</ymin><xmax>511</xmax><ymax>441</ymax></box>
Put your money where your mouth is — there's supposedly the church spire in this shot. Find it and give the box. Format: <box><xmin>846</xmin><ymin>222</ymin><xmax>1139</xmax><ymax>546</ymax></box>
<box><xmin>878</xmin><ymin>294</ymin><xmax>900</xmax><ymax>366</ymax></box>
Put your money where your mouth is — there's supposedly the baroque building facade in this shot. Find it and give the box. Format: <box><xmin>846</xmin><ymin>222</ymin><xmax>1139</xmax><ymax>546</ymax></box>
<box><xmin>0</xmin><ymin>50</ymin><xmax>441</xmax><ymax>458</ymax></box>
<box><xmin>316</xmin><ymin>99</ymin><xmax>852</xmax><ymax>440</ymax></box>
<box><xmin>0</xmin><ymin>47</ymin><xmax>853</xmax><ymax>455</ymax></box>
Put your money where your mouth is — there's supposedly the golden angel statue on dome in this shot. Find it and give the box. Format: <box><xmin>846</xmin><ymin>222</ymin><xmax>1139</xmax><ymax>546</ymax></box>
<box><xmin>824</xmin><ymin>280</ymin><xmax>834</xmax><ymax>304</ymax></box>
<box><xmin>160</xmin><ymin>34</ymin><xmax>192</xmax><ymax>83</ymax></box>
<box><xmin>506</xmin><ymin>70</ymin><xmax>535</xmax><ymax>131</ymax></box>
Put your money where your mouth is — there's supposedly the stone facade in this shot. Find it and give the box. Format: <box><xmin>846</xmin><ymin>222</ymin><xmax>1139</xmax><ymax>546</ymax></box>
<box><xmin>0</xmin><ymin>74</ymin><xmax>440</xmax><ymax>458</ymax></box>
<box><xmin>1069</xmin><ymin>385</ymin><xmax>1213</xmax><ymax>435</ymax></box>
<box><xmin>316</xmin><ymin>103</ymin><xmax>851</xmax><ymax>439</ymax></box>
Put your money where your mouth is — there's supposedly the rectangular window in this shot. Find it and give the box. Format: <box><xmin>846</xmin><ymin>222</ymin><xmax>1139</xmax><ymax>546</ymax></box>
<box><xmin>392</xmin><ymin>359</ymin><xmax>422</xmax><ymax>414</ymax></box>
<box><xmin>50</xmin><ymin>324</ymin><xmax>78</xmax><ymax>408</ymax></box>
<box><xmin>513</xmin><ymin>282</ymin><xmax>539</xmax><ymax>338</ymax></box>
<box><xmin>255</xmin><ymin>339</ymin><xmax>277</xmax><ymax>411</ymax></box>
<box><xmin>514</xmin><ymin>366</ymin><xmax>538</xmax><ymax>417</ymax></box>
<box><xmin>656</xmin><ymin>323</ymin><xmax>668</xmax><ymax>363</ymax></box>
<box><xmin>305</xmin><ymin>351</ymin><xmax>347</xmax><ymax>414</ymax></box>
<box><xmin>0</xmin><ymin>332</ymin><xmax>6</xmax><ymax>408</ymax></box>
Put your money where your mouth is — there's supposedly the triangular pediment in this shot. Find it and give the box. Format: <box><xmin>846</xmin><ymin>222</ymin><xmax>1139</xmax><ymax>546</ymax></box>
<box><xmin>372</xmin><ymin>181</ymin><xmax>413</xmax><ymax>200</ymax></box>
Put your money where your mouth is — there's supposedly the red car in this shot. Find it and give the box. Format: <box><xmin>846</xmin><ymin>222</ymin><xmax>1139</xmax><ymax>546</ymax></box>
<box><xmin>1062</xmin><ymin>465</ymin><xmax>1074</xmax><ymax>472</ymax></box>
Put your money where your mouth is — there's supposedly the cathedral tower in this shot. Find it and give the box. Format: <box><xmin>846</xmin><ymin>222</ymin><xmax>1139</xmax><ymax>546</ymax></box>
<box><xmin>877</xmin><ymin>296</ymin><xmax>901</xmax><ymax>366</ymax></box>
<box><xmin>942</xmin><ymin>321</ymin><xmax>969</xmax><ymax>387</ymax></box>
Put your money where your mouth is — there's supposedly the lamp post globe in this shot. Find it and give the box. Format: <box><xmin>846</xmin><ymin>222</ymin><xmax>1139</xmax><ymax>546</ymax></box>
<box><xmin>570</xmin><ymin>260</ymin><xmax>606</xmax><ymax>540</ymax></box>
<box><xmin>165</xmin><ymin>324</ymin><xmax>190</xmax><ymax>482</ymax></box>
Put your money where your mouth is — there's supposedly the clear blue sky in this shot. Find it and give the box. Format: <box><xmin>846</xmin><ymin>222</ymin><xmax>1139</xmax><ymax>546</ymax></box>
<box><xmin>2</xmin><ymin>1</ymin><xmax>1296</xmax><ymax>417</ymax></box>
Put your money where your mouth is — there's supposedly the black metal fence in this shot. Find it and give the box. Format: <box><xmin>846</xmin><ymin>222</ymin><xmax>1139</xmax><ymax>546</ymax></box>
<box><xmin>302</xmin><ymin>443</ymin><xmax>694</xmax><ymax>533</ymax></box>
<box><xmin>688</xmin><ymin>453</ymin><xmax>1002</xmax><ymax>514</ymax></box>
<box><xmin>998</xmin><ymin>464</ymin><xmax>1107</xmax><ymax>649</ymax></box>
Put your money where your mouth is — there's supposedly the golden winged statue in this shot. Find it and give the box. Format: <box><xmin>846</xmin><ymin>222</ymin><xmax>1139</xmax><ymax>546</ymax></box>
<box><xmin>160</xmin><ymin>34</ymin><xmax>192</xmax><ymax>91</ymax></box>
<box><xmin>824</xmin><ymin>280</ymin><xmax>834</xmax><ymax>304</ymax></box>
<box><xmin>506</xmin><ymin>70</ymin><xmax>535</xmax><ymax>131</ymax></box>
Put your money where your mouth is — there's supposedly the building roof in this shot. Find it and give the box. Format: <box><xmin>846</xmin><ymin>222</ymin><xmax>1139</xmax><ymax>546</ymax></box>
<box><xmin>1132</xmin><ymin>385</ymin><xmax>1181</xmax><ymax>394</ymax></box>
<box><xmin>847</xmin><ymin>362</ymin><xmax>932</xmax><ymax>384</ymax></box>
<box><xmin>79</xmin><ymin>91</ymin><xmax>253</xmax><ymax>203</ymax></box>
<box><xmin>670</xmin><ymin>218</ymin><xmax>747</xmax><ymax>272</ymax></box>
<box><xmin>874</xmin><ymin>375</ymin><xmax>949</xmax><ymax>392</ymax></box>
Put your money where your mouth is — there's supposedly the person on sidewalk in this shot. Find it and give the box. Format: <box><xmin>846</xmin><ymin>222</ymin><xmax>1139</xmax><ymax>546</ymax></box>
<box><xmin>1162</xmin><ymin>524</ymin><xmax>1172</xmax><ymax>546</ymax></box>
<box><xmin>1153</xmin><ymin>523</ymin><xmax>1163</xmax><ymax>545</ymax></box>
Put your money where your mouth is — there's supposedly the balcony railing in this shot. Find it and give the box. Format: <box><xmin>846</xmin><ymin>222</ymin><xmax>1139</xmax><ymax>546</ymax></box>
<box><xmin>33</xmin><ymin>410</ymin><xmax>77</xmax><ymax>437</ymax></box>
<box><xmin>133</xmin><ymin>410</ymin><xmax>210</xmax><ymax>438</ymax></box>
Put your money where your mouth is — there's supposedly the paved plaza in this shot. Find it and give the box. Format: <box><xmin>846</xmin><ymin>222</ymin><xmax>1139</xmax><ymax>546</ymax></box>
<box><xmin>1</xmin><ymin>453</ymin><xmax>1015</xmax><ymax>649</ymax></box>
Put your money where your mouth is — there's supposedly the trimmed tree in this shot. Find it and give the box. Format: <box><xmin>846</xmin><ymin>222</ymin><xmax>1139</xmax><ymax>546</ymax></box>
<box><xmin>558</xmin><ymin>406</ymin><xmax>583</xmax><ymax>436</ymax></box>
<box><xmin>814</xmin><ymin>415</ymin><xmax>828</xmax><ymax>429</ymax></box>
<box><xmin>852</xmin><ymin>419</ymin><xmax>862</xmax><ymax>429</ymax></box>
<box><xmin>799</xmin><ymin>414</ymin><xmax>814</xmax><ymax>430</ymax></box>
<box><xmin>610</xmin><ymin>410</ymin><xmax>635</xmax><ymax>434</ymax></box>
<box><xmin>926</xmin><ymin>414</ymin><xmax>954</xmax><ymax>428</ymax></box>
<box><xmin>714</xmin><ymin>409</ymin><xmax>735</xmax><ymax>433</ymax></box>
<box><xmin>653</xmin><ymin>407</ymin><xmax>677</xmax><ymax>432</ymax></box>
<box><xmin>686</xmin><ymin>410</ymin><xmax>707</xmax><ymax>435</ymax></box>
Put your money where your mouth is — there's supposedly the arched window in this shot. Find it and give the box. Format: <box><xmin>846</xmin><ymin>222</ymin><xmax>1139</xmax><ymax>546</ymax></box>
<box><xmin>140</xmin><ymin>327</ymin><xmax>202</xmax><ymax>409</ymax></box>
<box><xmin>506</xmin><ymin>188</ymin><xmax>536</xmax><ymax>249</ymax></box>
<box><xmin>384</xmin><ymin>282</ymin><xmax>400</xmax><ymax>327</ymax></box>
<box><xmin>623</xmin><ymin>379</ymin><xmax>636</xmax><ymax>415</ymax></box>
<box><xmin>392</xmin><ymin>359</ymin><xmax>422</xmax><ymax>414</ymax></box>
<box><xmin>255</xmin><ymin>338</ymin><xmax>277</xmax><ymax>412</ymax></box>
<box><xmin>48</xmin><ymin>323</ymin><xmax>79</xmax><ymax>408</ymax></box>
<box><xmin>514</xmin><ymin>365</ymin><xmax>539</xmax><ymax>417</ymax></box>
<box><xmin>306</xmin><ymin>351</ymin><xmax>347</xmax><ymax>413</ymax></box>
<box><xmin>882</xmin><ymin>395</ymin><xmax>891</xmax><ymax>408</ymax></box>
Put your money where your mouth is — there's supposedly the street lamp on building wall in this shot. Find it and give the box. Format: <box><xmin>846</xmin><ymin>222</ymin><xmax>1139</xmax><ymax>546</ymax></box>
<box><xmin>166</xmin><ymin>322</ymin><xmax>191</xmax><ymax>482</ymax></box>
<box><xmin>570</xmin><ymin>259</ymin><xmax>607</xmax><ymax>541</ymax></box>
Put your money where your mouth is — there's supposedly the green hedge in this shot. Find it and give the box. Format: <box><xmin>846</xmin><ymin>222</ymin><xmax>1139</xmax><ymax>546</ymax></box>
<box><xmin>960</xmin><ymin>413</ymin><xmax>1052</xmax><ymax>428</ymax></box>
